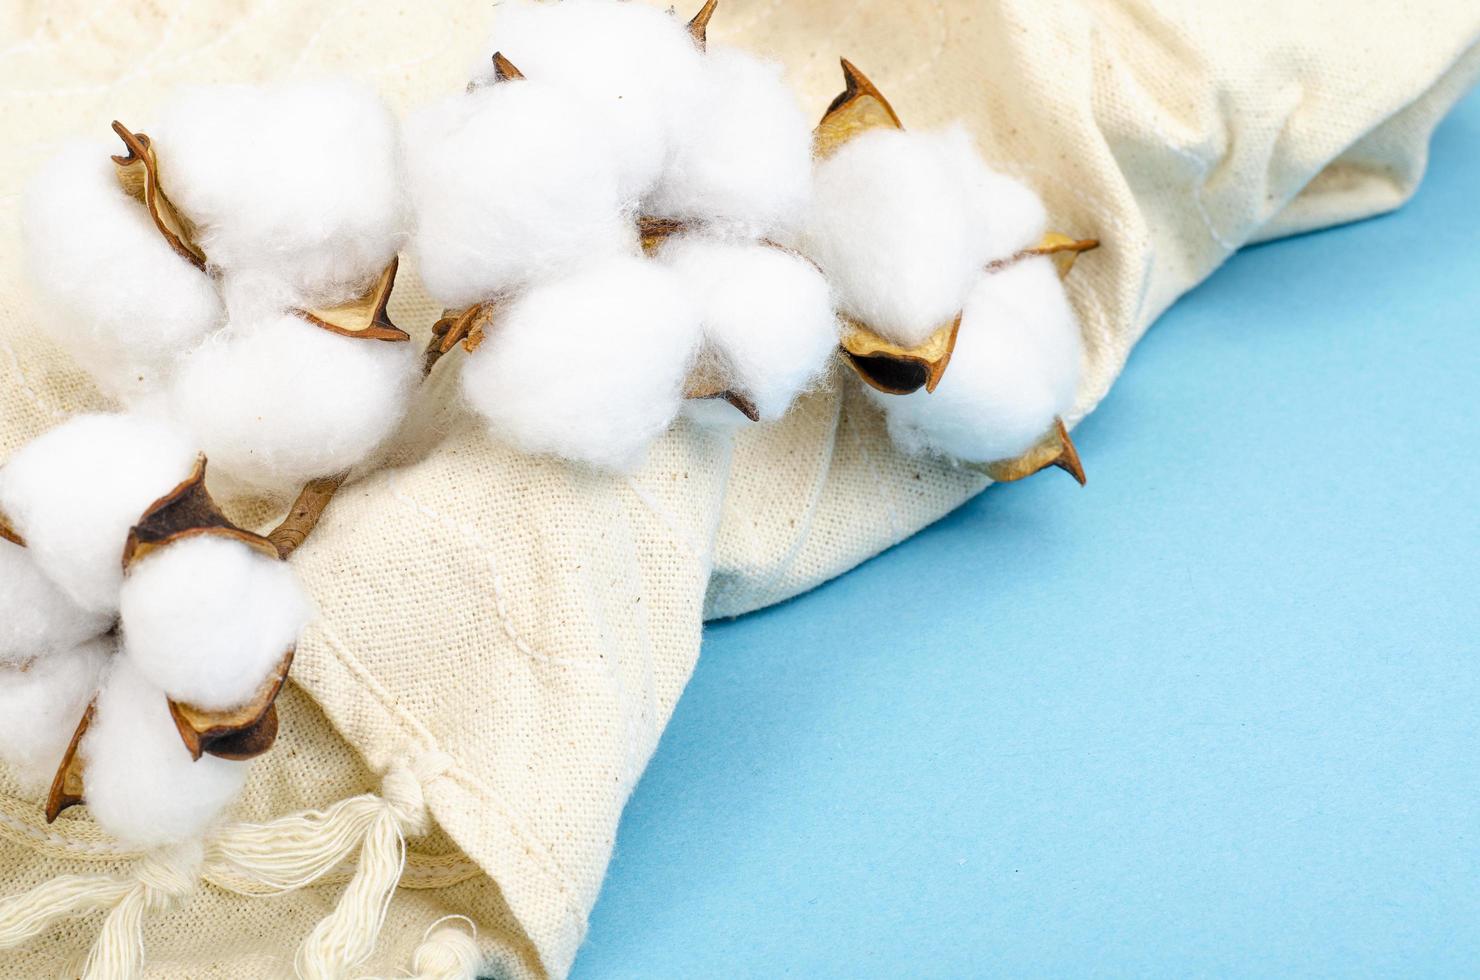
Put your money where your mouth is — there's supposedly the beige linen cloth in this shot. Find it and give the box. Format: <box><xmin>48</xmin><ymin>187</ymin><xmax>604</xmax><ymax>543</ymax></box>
<box><xmin>1</xmin><ymin>0</ymin><xmax>1477</xmax><ymax>976</ymax></box>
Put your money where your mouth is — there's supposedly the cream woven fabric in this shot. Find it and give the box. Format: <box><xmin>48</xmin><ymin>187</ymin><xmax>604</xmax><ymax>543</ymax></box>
<box><xmin>1</xmin><ymin>1</ymin><xmax>1477</xmax><ymax>976</ymax></box>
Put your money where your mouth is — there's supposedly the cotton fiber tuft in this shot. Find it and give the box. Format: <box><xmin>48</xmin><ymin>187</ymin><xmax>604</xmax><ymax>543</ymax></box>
<box><xmin>801</xmin><ymin>127</ymin><xmax>1048</xmax><ymax>347</ymax></box>
<box><xmin>0</xmin><ymin>414</ymin><xmax>199</xmax><ymax>614</ymax></box>
<box><xmin>461</xmin><ymin>255</ymin><xmax>703</xmax><ymax>471</ymax></box>
<box><xmin>20</xmin><ymin>142</ymin><xmax>223</xmax><ymax>400</ymax></box>
<box><xmin>171</xmin><ymin>313</ymin><xmax>419</xmax><ymax>494</ymax></box>
<box><xmin>121</xmin><ymin>535</ymin><xmax>312</xmax><ymax>712</ymax></box>
<box><xmin>871</xmin><ymin>258</ymin><xmax>1083</xmax><ymax>463</ymax></box>
<box><xmin>154</xmin><ymin>79</ymin><xmax>406</xmax><ymax>308</ymax></box>
<box><xmin>80</xmin><ymin>657</ymin><xmax>248</xmax><ymax>847</ymax></box>
<box><xmin>0</xmin><ymin>638</ymin><xmax>109</xmax><ymax>798</ymax></box>
<box><xmin>406</xmin><ymin>81</ymin><xmax>637</xmax><ymax>310</ymax></box>
<box><xmin>657</xmin><ymin>235</ymin><xmax>838</xmax><ymax>425</ymax></box>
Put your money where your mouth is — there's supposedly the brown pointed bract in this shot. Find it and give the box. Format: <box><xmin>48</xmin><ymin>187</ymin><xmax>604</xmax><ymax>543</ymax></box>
<box><xmin>814</xmin><ymin>59</ymin><xmax>904</xmax><ymax>159</ymax></box>
<box><xmin>492</xmin><ymin>51</ymin><xmax>525</xmax><ymax>82</ymax></box>
<box><xmin>111</xmin><ymin>121</ymin><xmax>207</xmax><ymax>271</ymax></box>
<box><xmin>168</xmin><ymin>650</ymin><xmax>293</xmax><ymax>761</ymax></box>
<box><xmin>268</xmin><ymin>473</ymin><xmax>348</xmax><ymax>560</ymax></box>
<box><xmin>296</xmin><ymin>258</ymin><xmax>409</xmax><ymax>342</ymax></box>
<box><xmin>638</xmin><ymin>217</ymin><xmax>691</xmax><ymax>255</ymax></box>
<box><xmin>986</xmin><ymin>233</ymin><xmax>1101</xmax><ymax>280</ymax></box>
<box><xmin>840</xmin><ymin>313</ymin><xmax>961</xmax><ymax>396</ymax></box>
<box><xmin>0</xmin><ymin>510</ymin><xmax>23</xmax><ymax>548</ymax></box>
<box><xmin>122</xmin><ymin>456</ymin><xmax>278</xmax><ymax>570</ymax></box>
<box><xmin>688</xmin><ymin>0</ymin><xmax>719</xmax><ymax>49</ymax></box>
<box><xmin>684</xmin><ymin>359</ymin><xmax>761</xmax><ymax>422</ymax></box>
<box><xmin>979</xmin><ymin>418</ymin><xmax>1086</xmax><ymax>486</ymax></box>
<box><xmin>46</xmin><ymin>702</ymin><xmax>93</xmax><ymax>823</ymax></box>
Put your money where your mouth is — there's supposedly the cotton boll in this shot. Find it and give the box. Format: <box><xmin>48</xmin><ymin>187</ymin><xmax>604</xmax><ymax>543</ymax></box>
<box><xmin>406</xmin><ymin>82</ymin><xmax>636</xmax><ymax>310</ymax></box>
<box><xmin>0</xmin><ymin>414</ymin><xmax>199</xmax><ymax>614</ymax></box>
<box><xmin>461</xmin><ymin>255</ymin><xmax>702</xmax><ymax>471</ymax></box>
<box><xmin>0</xmin><ymin>541</ymin><xmax>113</xmax><ymax>666</ymax></box>
<box><xmin>873</xmin><ymin>258</ymin><xmax>1083</xmax><ymax>463</ymax></box>
<box><xmin>120</xmin><ymin>536</ymin><xmax>310</xmax><ymax>712</ymax></box>
<box><xmin>153</xmin><ymin>79</ymin><xmax>406</xmax><ymax>307</ymax></box>
<box><xmin>657</xmin><ymin>235</ymin><xmax>837</xmax><ymax>425</ymax></box>
<box><xmin>802</xmin><ymin>127</ymin><xmax>1045</xmax><ymax>347</ymax></box>
<box><xmin>647</xmin><ymin>48</ymin><xmax>813</xmax><ymax>238</ymax></box>
<box><xmin>171</xmin><ymin>313</ymin><xmax>418</xmax><ymax>494</ymax></box>
<box><xmin>20</xmin><ymin>142</ymin><xmax>223</xmax><ymax>400</ymax></box>
<box><xmin>0</xmin><ymin>637</ymin><xmax>109</xmax><ymax>797</ymax></box>
<box><xmin>472</xmin><ymin>0</ymin><xmax>705</xmax><ymax>199</ymax></box>
<box><xmin>80</xmin><ymin>657</ymin><xmax>247</xmax><ymax>846</ymax></box>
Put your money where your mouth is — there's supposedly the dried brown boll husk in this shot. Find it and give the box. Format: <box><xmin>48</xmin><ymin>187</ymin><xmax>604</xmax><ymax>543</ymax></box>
<box><xmin>815</xmin><ymin>60</ymin><xmax>1097</xmax><ymax>484</ymax></box>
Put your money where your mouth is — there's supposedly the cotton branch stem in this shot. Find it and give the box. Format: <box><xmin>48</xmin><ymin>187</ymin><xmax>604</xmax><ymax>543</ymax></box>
<box><xmin>268</xmin><ymin>473</ymin><xmax>349</xmax><ymax>559</ymax></box>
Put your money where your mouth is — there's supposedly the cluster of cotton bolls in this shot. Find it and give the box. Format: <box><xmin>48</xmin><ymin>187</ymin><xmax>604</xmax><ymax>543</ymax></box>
<box><xmin>406</xmin><ymin>0</ymin><xmax>839</xmax><ymax>472</ymax></box>
<box><xmin>798</xmin><ymin>87</ymin><xmax>1088</xmax><ymax>472</ymax></box>
<box><xmin>0</xmin><ymin>414</ymin><xmax>312</xmax><ymax>847</ymax></box>
<box><xmin>22</xmin><ymin>79</ymin><xmax>419</xmax><ymax>497</ymax></box>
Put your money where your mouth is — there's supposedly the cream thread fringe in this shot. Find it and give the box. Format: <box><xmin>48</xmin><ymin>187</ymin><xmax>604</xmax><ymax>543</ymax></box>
<box><xmin>0</xmin><ymin>752</ymin><xmax>476</xmax><ymax>980</ymax></box>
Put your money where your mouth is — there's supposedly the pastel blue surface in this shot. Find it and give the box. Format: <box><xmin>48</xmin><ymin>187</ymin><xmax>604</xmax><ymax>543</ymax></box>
<box><xmin>572</xmin><ymin>90</ymin><xmax>1480</xmax><ymax>979</ymax></box>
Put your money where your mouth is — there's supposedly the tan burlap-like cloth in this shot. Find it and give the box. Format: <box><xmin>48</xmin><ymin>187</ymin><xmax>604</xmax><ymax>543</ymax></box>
<box><xmin>2</xmin><ymin>1</ymin><xmax>1477</xmax><ymax>976</ymax></box>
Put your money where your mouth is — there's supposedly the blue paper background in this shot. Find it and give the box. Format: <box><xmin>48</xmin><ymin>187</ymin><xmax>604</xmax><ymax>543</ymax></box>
<box><xmin>571</xmin><ymin>88</ymin><xmax>1480</xmax><ymax>978</ymax></box>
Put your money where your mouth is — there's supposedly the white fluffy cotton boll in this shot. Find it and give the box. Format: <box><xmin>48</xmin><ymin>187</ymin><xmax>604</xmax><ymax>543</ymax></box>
<box><xmin>647</xmin><ymin>48</ymin><xmax>813</xmax><ymax>238</ymax></box>
<box><xmin>0</xmin><ymin>541</ymin><xmax>113</xmax><ymax>666</ymax></box>
<box><xmin>0</xmin><ymin>414</ymin><xmax>199</xmax><ymax>614</ymax></box>
<box><xmin>461</xmin><ymin>256</ymin><xmax>702</xmax><ymax>471</ymax></box>
<box><xmin>472</xmin><ymin>0</ymin><xmax>705</xmax><ymax>199</ymax></box>
<box><xmin>0</xmin><ymin>637</ymin><xmax>109</xmax><ymax>797</ymax></box>
<box><xmin>934</xmin><ymin>126</ymin><xmax>1048</xmax><ymax>262</ymax></box>
<box><xmin>121</xmin><ymin>536</ymin><xmax>310</xmax><ymax>712</ymax></box>
<box><xmin>656</xmin><ymin>236</ymin><xmax>837</xmax><ymax>425</ymax></box>
<box><xmin>802</xmin><ymin>127</ymin><xmax>1046</xmax><ymax>347</ymax></box>
<box><xmin>406</xmin><ymin>82</ymin><xmax>636</xmax><ymax>310</ymax></box>
<box><xmin>873</xmin><ymin>257</ymin><xmax>1083</xmax><ymax>463</ymax></box>
<box><xmin>153</xmin><ymin>79</ymin><xmax>406</xmax><ymax>307</ymax></box>
<box><xmin>171</xmin><ymin>314</ymin><xmax>418</xmax><ymax>494</ymax></box>
<box><xmin>20</xmin><ymin>142</ymin><xmax>223</xmax><ymax>400</ymax></box>
<box><xmin>81</xmin><ymin>657</ymin><xmax>248</xmax><ymax>847</ymax></box>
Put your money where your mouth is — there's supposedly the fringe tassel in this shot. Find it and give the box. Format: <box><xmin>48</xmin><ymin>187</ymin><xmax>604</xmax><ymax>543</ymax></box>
<box><xmin>293</xmin><ymin>758</ymin><xmax>448</xmax><ymax>978</ymax></box>
<box><xmin>0</xmin><ymin>754</ymin><xmax>456</xmax><ymax>978</ymax></box>
<box><xmin>0</xmin><ymin>843</ymin><xmax>202</xmax><ymax>980</ymax></box>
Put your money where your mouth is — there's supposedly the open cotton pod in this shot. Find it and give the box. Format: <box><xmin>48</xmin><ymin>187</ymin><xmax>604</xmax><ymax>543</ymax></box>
<box><xmin>655</xmin><ymin>234</ymin><xmax>838</xmax><ymax>428</ymax></box>
<box><xmin>0</xmin><ymin>638</ymin><xmax>109</xmax><ymax>798</ymax></box>
<box><xmin>121</xmin><ymin>534</ymin><xmax>310</xmax><ymax>718</ymax></box>
<box><xmin>115</xmin><ymin>455</ymin><xmax>300</xmax><ymax>761</ymax></box>
<box><xmin>170</xmin><ymin>310</ymin><xmax>419</xmax><ymax>495</ymax></box>
<box><xmin>869</xmin><ymin>257</ymin><xmax>1086</xmax><ymax>482</ymax></box>
<box><xmin>469</xmin><ymin>0</ymin><xmax>706</xmax><ymax>200</ymax></box>
<box><xmin>646</xmin><ymin>46</ymin><xmax>814</xmax><ymax>240</ymax></box>
<box><xmin>20</xmin><ymin>141</ymin><xmax>223</xmax><ymax>400</ymax></box>
<box><xmin>64</xmin><ymin>656</ymin><xmax>249</xmax><ymax>847</ymax></box>
<box><xmin>406</xmin><ymin>73</ymin><xmax>636</xmax><ymax>310</ymax></box>
<box><xmin>460</xmin><ymin>254</ymin><xmax>703</xmax><ymax>472</ymax></box>
<box><xmin>0</xmin><ymin>414</ymin><xmax>198</xmax><ymax>614</ymax></box>
<box><xmin>151</xmin><ymin>79</ymin><xmax>407</xmax><ymax>310</ymax></box>
<box><xmin>802</xmin><ymin>60</ymin><xmax>1094</xmax><ymax>397</ymax></box>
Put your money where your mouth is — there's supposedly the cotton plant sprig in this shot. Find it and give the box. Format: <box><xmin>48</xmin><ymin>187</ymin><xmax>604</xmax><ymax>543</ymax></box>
<box><xmin>415</xmin><ymin>0</ymin><xmax>840</xmax><ymax>469</ymax></box>
<box><xmin>5</xmin><ymin>81</ymin><xmax>417</xmax><ymax>845</ymax></box>
<box><xmin>0</xmin><ymin>416</ymin><xmax>311</xmax><ymax>847</ymax></box>
<box><xmin>804</xmin><ymin>61</ymin><xmax>1098</xmax><ymax>484</ymax></box>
